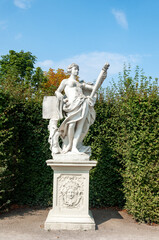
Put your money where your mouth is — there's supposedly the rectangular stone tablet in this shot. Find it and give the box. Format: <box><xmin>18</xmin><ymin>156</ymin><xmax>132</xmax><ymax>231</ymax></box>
<box><xmin>42</xmin><ymin>96</ymin><xmax>59</xmax><ymax>120</ymax></box>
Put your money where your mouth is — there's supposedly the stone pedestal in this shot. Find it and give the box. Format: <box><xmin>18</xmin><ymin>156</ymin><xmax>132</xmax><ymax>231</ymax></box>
<box><xmin>44</xmin><ymin>154</ymin><xmax>97</xmax><ymax>230</ymax></box>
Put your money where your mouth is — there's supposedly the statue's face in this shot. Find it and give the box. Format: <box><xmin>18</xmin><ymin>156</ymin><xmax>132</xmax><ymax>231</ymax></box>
<box><xmin>71</xmin><ymin>66</ymin><xmax>79</xmax><ymax>76</ymax></box>
<box><xmin>67</xmin><ymin>189</ymin><xmax>75</xmax><ymax>199</ymax></box>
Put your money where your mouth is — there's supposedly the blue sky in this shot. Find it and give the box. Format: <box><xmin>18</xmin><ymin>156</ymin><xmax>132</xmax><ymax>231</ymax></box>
<box><xmin>0</xmin><ymin>0</ymin><xmax>159</xmax><ymax>87</ymax></box>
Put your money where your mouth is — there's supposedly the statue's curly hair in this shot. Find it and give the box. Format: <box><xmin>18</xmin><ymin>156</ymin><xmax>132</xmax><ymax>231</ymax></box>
<box><xmin>67</xmin><ymin>63</ymin><xmax>79</xmax><ymax>74</ymax></box>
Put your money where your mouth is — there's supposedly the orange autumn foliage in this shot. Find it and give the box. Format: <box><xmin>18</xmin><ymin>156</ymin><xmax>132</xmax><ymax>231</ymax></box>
<box><xmin>44</xmin><ymin>68</ymin><xmax>69</xmax><ymax>88</ymax></box>
<box><xmin>42</xmin><ymin>68</ymin><xmax>69</xmax><ymax>95</ymax></box>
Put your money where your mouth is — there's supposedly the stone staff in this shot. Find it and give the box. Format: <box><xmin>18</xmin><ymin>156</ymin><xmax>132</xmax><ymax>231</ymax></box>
<box><xmin>90</xmin><ymin>62</ymin><xmax>110</xmax><ymax>98</ymax></box>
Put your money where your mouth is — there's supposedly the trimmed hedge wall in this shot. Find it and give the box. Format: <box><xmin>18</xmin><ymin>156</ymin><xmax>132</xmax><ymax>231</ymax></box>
<box><xmin>118</xmin><ymin>86</ymin><xmax>159</xmax><ymax>223</ymax></box>
<box><xmin>0</xmin><ymin>67</ymin><xmax>159</xmax><ymax>224</ymax></box>
<box><xmin>0</xmin><ymin>96</ymin><xmax>53</xmax><ymax>207</ymax></box>
<box><xmin>86</xmin><ymin>100</ymin><xmax>125</xmax><ymax>208</ymax></box>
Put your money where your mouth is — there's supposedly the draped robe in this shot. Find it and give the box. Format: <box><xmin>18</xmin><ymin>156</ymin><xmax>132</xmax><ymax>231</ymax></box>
<box><xmin>58</xmin><ymin>91</ymin><xmax>96</xmax><ymax>152</ymax></box>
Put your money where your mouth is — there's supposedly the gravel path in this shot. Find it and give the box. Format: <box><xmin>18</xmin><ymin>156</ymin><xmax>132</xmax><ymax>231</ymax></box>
<box><xmin>0</xmin><ymin>207</ymin><xmax>158</xmax><ymax>240</ymax></box>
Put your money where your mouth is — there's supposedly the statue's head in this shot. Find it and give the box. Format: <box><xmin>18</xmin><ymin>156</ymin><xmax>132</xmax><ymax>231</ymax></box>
<box><xmin>67</xmin><ymin>63</ymin><xmax>79</xmax><ymax>74</ymax></box>
<box><xmin>66</xmin><ymin>188</ymin><xmax>75</xmax><ymax>199</ymax></box>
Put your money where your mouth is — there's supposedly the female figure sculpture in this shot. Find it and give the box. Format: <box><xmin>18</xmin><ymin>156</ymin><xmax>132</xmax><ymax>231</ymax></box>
<box><xmin>48</xmin><ymin>62</ymin><xmax>109</xmax><ymax>155</ymax></box>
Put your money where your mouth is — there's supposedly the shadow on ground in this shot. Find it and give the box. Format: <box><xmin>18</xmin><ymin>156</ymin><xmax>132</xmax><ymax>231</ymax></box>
<box><xmin>91</xmin><ymin>209</ymin><xmax>123</xmax><ymax>229</ymax></box>
<box><xmin>0</xmin><ymin>206</ymin><xmax>48</xmax><ymax>219</ymax></box>
<box><xmin>0</xmin><ymin>207</ymin><xmax>123</xmax><ymax>226</ymax></box>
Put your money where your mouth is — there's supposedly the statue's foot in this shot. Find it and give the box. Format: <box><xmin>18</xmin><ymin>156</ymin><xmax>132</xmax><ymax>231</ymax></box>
<box><xmin>62</xmin><ymin>145</ymin><xmax>71</xmax><ymax>154</ymax></box>
<box><xmin>71</xmin><ymin>147</ymin><xmax>80</xmax><ymax>154</ymax></box>
<box><xmin>62</xmin><ymin>146</ymin><xmax>82</xmax><ymax>154</ymax></box>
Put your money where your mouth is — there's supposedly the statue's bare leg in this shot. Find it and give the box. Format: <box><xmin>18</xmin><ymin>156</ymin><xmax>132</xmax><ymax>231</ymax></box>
<box><xmin>62</xmin><ymin>123</ymin><xmax>75</xmax><ymax>153</ymax></box>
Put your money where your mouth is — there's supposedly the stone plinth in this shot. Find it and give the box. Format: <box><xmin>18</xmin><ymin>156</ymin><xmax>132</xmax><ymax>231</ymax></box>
<box><xmin>44</xmin><ymin>154</ymin><xmax>97</xmax><ymax>230</ymax></box>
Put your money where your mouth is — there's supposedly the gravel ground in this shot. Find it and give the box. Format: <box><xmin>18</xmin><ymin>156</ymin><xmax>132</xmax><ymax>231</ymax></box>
<box><xmin>0</xmin><ymin>207</ymin><xmax>158</xmax><ymax>240</ymax></box>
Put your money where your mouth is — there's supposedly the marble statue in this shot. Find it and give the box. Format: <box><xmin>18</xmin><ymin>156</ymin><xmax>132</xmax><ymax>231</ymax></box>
<box><xmin>44</xmin><ymin>62</ymin><xmax>110</xmax><ymax>230</ymax></box>
<box><xmin>43</xmin><ymin>62</ymin><xmax>109</xmax><ymax>156</ymax></box>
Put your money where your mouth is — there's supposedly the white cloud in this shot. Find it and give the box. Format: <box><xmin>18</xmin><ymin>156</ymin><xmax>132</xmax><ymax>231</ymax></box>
<box><xmin>14</xmin><ymin>0</ymin><xmax>32</xmax><ymax>9</ymax></box>
<box><xmin>15</xmin><ymin>33</ymin><xmax>22</xmax><ymax>40</ymax></box>
<box><xmin>112</xmin><ymin>9</ymin><xmax>128</xmax><ymax>29</ymax></box>
<box><xmin>0</xmin><ymin>20</ymin><xmax>7</xmax><ymax>30</ymax></box>
<box><xmin>36</xmin><ymin>52</ymin><xmax>141</xmax><ymax>84</ymax></box>
<box><xmin>37</xmin><ymin>60</ymin><xmax>54</xmax><ymax>69</ymax></box>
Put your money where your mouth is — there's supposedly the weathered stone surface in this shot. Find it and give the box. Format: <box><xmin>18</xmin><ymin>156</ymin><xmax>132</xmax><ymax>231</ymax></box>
<box><xmin>51</xmin><ymin>152</ymin><xmax>90</xmax><ymax>162</ymax></box>
<box><xmin>43</xmin><ymin>63</ymin><xmax>109</xmax><ymax>230</ymax></box>
<box><xmin>42</xmin><ymin>96</ymin><xmax>59</xmax><ymax>120</ymax></box>
<box><xmin>44</xmin><ymin>155</ymin><xmax>97</xmax><ymax>230</ymax></box>
<box><xmin>43</xmin><ymin>63</ymin><xmax>109</xmax><ymax>155</ymax></box>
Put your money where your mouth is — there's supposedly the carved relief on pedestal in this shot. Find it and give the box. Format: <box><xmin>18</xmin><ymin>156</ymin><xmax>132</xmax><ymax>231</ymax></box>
<box><xmin>57</xmin><ymin>175</ymin><xmax>85</xmax><ymax>209</ymax></box>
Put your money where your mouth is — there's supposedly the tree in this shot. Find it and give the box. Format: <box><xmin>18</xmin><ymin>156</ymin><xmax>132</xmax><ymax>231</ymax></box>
<box><xmin>32</xmin><ymin>67</ymin><xmax>47</xmax><ymax>91</ymax></box>
<box><xmin>0</xmin><ymin>50</ymin><xmax>46</xmax><ymax>101</ymax></box>
<box><xmin>0</xmin><ymin>50</ymin><xmax>36</xmax><ymax>85</ymax></box>
<box><xmin>42</xmin><ymin>68</ymin><xmax>69</xmax><ymax>95</ymax></box>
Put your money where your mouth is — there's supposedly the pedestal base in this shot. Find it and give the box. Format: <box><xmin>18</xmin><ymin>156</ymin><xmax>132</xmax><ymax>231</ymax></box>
<box><xmin>44</xmin><ymin>154</ymin><xmax>97</xmax><ymax>231</ymax></box>
<box><xmin>45</xmin><ymin>209</ymin><xmax>95</xmax><ymax>230</ymax></box>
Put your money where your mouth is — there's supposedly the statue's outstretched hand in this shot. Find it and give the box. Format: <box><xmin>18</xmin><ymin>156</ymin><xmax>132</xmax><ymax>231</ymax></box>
<box><xmin>103</xmin><ymin>63</ymin><xmax>110</xmax><ymax>71</ymax></box>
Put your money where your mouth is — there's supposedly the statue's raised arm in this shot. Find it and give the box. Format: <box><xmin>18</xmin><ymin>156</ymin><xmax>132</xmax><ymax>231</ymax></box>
<box><xmin>90</xmin><ymin>62</ymin><xmax>110</xmax><ymax>98</ymax></box>
<box><xmin>43</xmin><ymin>62</ymin><xmax>109</xmax><ymax>157</ymax></box>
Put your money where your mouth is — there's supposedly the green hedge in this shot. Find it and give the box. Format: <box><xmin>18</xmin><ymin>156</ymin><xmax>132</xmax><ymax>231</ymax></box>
<box><xmin>0</xmin><ymin>93</ymin><xmax>52</xmax><ymax>207</ymax></box>
<box><xmin>0</xmin><ymin>92</ymin><xmax>15</xmax><ymax>209</ymax></box>
<box><xmin>86</xmin><ymin>100</ymin><xmax>125</xmax><ymax>208</ymax></box>
<box><xmin>119</xmin><ymin>84</ymin><xmax>159</xmax><ymax>223</ymax></box>
<box><xmin>13</xmin><ymin>101</ymin><xmax>53</xmax><ymax>206</ymax></box>
<box><xmin>0</xmin><ymin>65</ymin><xmax>158</xmax><ymax>224</ymax></box>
